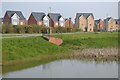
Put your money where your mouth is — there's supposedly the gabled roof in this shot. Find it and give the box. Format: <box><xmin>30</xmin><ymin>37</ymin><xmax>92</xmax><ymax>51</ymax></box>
<box><xmin>104</xmin><ymin>17</ymin><xmax>113</xmax><ymax>22</ymax></box>
<box><xmin>76</xmin><ymin>13</ymin><xmax>94</xmax><ymax>19</ymax></box>
<box><xmin>114</xmin><ymin>19</ymin><xmax>120</xmax><ymax>24</ymax></box>
<box><xmin>65</xmin><ymin>18</ymin><xmax>68</xmax><ymax>21</ymax></box>
<box><xmin>5</xmin><ymin>10</ymin><xmax>26</xmax><ymax>20</ymax></box>
<box><xmin>106</xmin><ymin>17</ymin><xmax>112</xmax><ymax>21</ymax></box>
<box><xmin>95</xmin><ymin>20</ymin><xmax>100</xmax><ymax>24</ymax></box>
<box><xmin>31</xmin><ymin>12</ymin><xmax>46</xmax><ymax>21</ymax></box>
<box><xmin>48</xmin><ymin>13</ymin><xmax>61</xmax><ymax>21</ymax></box>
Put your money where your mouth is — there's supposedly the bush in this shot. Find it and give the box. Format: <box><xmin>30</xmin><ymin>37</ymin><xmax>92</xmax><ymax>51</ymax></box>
<box><xmin>75</xmin><ymin>28</ymin><xmax>82</xmax><ymax>32</ymax></box>
<box><xmin>54</xmin><ymin>26</ymin><xmax>66</xmax><ymax>33</ymax></box>
<box><xmin>2</xmin><ymin>24</ymin><xmax>14</xmax><ymax>33</ymax></box>
<box><xmin>66</xmin><ymin>27</ymin><xmax>72</xmax><ymax>32</ymax></box>
<box><xmin>14</xmin><ymin>25</ymin><xmax>26</xmax><ymax>33</ymax></box>
<box><xmin>2</xmin><ymin>24</ymin><xmax>86</xmax><ymax>34</ymax></box>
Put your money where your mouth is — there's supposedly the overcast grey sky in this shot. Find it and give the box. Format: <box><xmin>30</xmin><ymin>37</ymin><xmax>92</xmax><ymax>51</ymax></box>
<box><xmin>1</xmin><ymin>2</ymin><xmax>119</xmax><ymax>22</ymax></box>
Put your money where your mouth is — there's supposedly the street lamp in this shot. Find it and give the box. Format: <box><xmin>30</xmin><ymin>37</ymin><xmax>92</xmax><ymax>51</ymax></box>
<box><xmin>49</xmin><ymin>7</ymin><xmax>52</xmax><ymax>36</ymax></box>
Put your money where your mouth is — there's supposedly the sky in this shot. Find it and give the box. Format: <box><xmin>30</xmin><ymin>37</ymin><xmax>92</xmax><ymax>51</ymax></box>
<box><xmin>118</xmin><ymin>1</ymin><xmax>120</xmax><ymax>19</ymax></box>
<box><xmin>1</xmin><ymin>1</ymin><xmax>119</xmax><ymax>23</ymax></box>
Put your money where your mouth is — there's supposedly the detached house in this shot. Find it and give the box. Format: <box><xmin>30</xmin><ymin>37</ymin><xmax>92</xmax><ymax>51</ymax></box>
<box><xmin>75</xmin><ymin>13</ymin><xmax>94</xmax><ymax>32</ymax></box>
<box><xmin>28</xmin><ymin>12</ymin><xmax>49</xmax><ymax>26</ymax></box>
<box><xmin>3</xmin><ymin>10</ymin><xmax>26</xmax><ymax>25</ymax></box>
<box><xmin>0</xmin><ymin>18</ymin><xmax>3</xmax><ymax>25</ymax></box>
<box><xmin>48</xmin><ymin>13</ymin><xmax>65</xmax><ymax>27</ymax></box>
<box><xmin>95</xmin><ymin>19</ymin><xmax>104</xmax><ymax>32</ymax></box>
<box><xmin>104</xmin><ymin>17</ymin><xmax>116</xmax><ymax>32</ymax></box>
<box><xmin>114</xmin><ymin>19</ymin><xmax>120</xmax><ymax>31</ymax></box>
<box><xmin>65</xmin><ymin>18</ymin><xmax>74</xmax><ymax>28</ymax></box>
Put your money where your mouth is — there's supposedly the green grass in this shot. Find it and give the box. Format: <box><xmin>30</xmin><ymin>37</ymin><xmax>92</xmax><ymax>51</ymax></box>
<box><xmin>54</xmin><ymin>32</ymin><xmax>118</xmax><ymax>49</ymax></box>
<box><xmin>3</xmin><ymin>36</ymin><xmax>70</xmax><ymax>61</ymax></box>
<box><xmin>2</xmin><ymin>32</ymin><xmax>119</xmax><ymax>73</ymax></box>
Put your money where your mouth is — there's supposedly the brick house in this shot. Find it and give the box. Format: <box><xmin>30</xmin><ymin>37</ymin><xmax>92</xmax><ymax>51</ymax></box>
<box><xmin>75</xmin><ymin>13</ymin><xmax>94</xmax><ymax>32</ymax></box>
<box><xmin>95</xmin><ymin>19</ymin><xmax>104</xmax><ymax>32</ymax></box>
<box><xmin>48</xmin><ymin>13</ymin><xmax>65</xmax><ymax>27</ymax></box>
<box><xmin>28</xmin><ymin>12</ymin><xmax>49</xmax><ymax>26</ymax></box>
<box><xmin>104</xmin><ymin>17</ymin><xmax>116</xmax><ymax>32</ymax></box>
<box><xmin>65</xmin><ymin>18</ymin><xmax>74</xmax><ymax>28</ymax></box>
<box><xmin>3</xmin><ymin>10</ymin><xmax>26</xmax><ymax>25</ymax></box>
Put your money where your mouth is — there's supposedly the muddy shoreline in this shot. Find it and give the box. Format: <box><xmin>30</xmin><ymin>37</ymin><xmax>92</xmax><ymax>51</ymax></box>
<box><xmin>68</xmin><ymin>48</ymin><xmax>119</xmax><ymax>61</ymax></box>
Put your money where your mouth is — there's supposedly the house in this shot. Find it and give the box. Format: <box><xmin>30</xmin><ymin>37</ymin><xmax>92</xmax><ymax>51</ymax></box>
<box><xmin>65</xmin><ymin>17</ymin><xmax>74</xmax><ymax>28</ymax></box>
<box><xmin>114</xmin><ymin>19</ymin><xmax>120</xmax><ymax>31</ymax></box>
<box><xmin>95</xmin><ymin>19</ymin><xmax>104</xmax><ymax>32</ymax></box>
<box><xmin>3</xmin><ymin>10</ymin><xmax>26</xmax><ymax>25</ymax></box>
<box><xmin>28</xmin><ymin>12</ymin><xmax>49</xmax><ymax>26</ymax></box>
<box><xmin>0</xmin><ymin>18</ymin><xmax>3</xmax><ymax>25</ymax></box>
<box><xmin>75</xmin><ymin>13</ymin><xmax>94</xmax><ymax>32</ymax></box>
<box><xmin>48</xmin><ymin>13</ymin><xmax>65</xmax><ymax>27</ymax></box>
<box><xmin>104</xmin><ymin>17</ymin><xmax>116</xmax><ymax>32</ymax></box>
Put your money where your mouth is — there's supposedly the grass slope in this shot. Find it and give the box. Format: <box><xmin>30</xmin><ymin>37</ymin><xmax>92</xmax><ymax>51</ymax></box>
<box><xmin>2</xmin><ymin>32</ymin><xmax>119</xmax><ymax>73</ymax></box>
<box><xmin>54</xmin><ymin>32</ymin><xmax>118</xmax><ymax>49</ymax></box>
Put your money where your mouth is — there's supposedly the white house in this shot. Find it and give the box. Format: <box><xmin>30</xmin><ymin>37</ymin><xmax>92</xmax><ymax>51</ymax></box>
<box><xmin>59</xmin><ymin>16</ymin><xmax>65</xmax><ymax>27</ymax></box>
<box><xmin>11</xmin><ymin>13</ymin><xmax>20</xmax><ymax>25</ymax></box>
<box><xmin>43</xmin><ymin>15</ymin><xmax>49</xmax><ymax>27</ymax></box>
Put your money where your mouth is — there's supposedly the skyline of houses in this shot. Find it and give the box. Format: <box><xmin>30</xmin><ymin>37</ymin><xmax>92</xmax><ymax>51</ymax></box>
<box><xmin>1</xmin><ymin>10</ymin><xmax>120</xmax><ymax>32</ymax></box>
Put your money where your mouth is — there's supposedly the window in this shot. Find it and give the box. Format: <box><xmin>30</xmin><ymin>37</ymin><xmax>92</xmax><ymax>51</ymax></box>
<box><xmin>38</xmin><ymin>22</ymin><xmax>42</xmax><ymax>25</ymax></box>
<box><xmin>20</xmin><ymin>22</ymin><xmax>23</xmax><ymax>25</ymax></box>
<box><xmin>90</xmin><ymin>24</ymin><xmax>92</xmax><ymax>26</ymax></box>
<box><xmin>43</xmin><ymin>20</ymin><xmax>49</xmax><ymax>26</ymax></box>
<box><xmin>56</xmin><ymin>23</ymin><xmax>58</xmax><ymax>26</ymax></box>
<box><xmin>12</xmin><ymin>18</ymin><xmax>19</xmax><ymax>25</ymax></box>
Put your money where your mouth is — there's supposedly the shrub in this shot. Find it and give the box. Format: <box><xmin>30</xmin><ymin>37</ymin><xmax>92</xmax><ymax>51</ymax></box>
<box><xmin>66</xmin><ymin>27</ymin><xmax>72</xmax><ymax>32</ymax></box>
<box><xmin>25</xmin><ymin>25</ymin><xmax>33</xmax><ymax>33</ymax></box>
<box><xmin>54</xmin><ymin>26</ymin><xmax>66</xmax><ymax>33</ymax></box>
<box><xmin>2</xmin><ymin>24</ymin><xmax>14</xmax><ymax>33</ymax></box>
<box><xmin>75</xmin><ymin>28</ymin><xmax>82</xmax><ymax>32</ymax></box>
<box><xmin>14</xmin><ymin>25</ymin><xmax>26</xmax><ymax>33</ymax></box>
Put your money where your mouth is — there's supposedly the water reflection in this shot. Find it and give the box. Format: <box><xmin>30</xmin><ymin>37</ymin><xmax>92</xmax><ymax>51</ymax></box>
<box><xmin>3</xmin><ymin>59</ymin><xmax>118</xmax><ymax>78</ymax></box>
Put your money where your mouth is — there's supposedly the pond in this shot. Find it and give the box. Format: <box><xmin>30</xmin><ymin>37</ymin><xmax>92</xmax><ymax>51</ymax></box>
<box><xmin>3</xmin><ymin>59</ymin><xmax>118</xmax><ymax>78</ymax></box>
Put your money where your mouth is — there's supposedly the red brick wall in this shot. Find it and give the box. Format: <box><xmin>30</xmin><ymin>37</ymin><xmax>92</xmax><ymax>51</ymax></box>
<box><xmin>49</xmin><ymin>36</ymin><xmax>63</xmax><ymax>46</ymax></box>
<box><xmin>53</xmin><ymin>22</ymin><xmax>59</xmax><ymax>27</ymax></box>
<box><xmin>49</xmin><ymin>19</ymin><xmax>54</xmax><ymax>27</ymax></box>
<box><xmin>19</xmin><ymin>20</ymin><xmax>27</xmax><ymax>25</ymax></box>
<box><xmin>3</xmin><ymin>13</ymin><xmax>10</xmax><ymax>24</ymax></box>
<box><xmin>28</xmin><ymin>14</ymin><xmax>37</xmax><ymax>25</ymax></box>
<box><xmin>97</xmin><ymin>19</ymin><xmax>104</xmax><ymax>31</ymax></box>
<box><xmin>65</xmin><ymin>18</ymin><xmax>74</xmax><ymax>28</ymax></box>
<box><xmin>37</xmin><ymin>21</ymin><xmax>43</xmax><ymax>26</ymax></box>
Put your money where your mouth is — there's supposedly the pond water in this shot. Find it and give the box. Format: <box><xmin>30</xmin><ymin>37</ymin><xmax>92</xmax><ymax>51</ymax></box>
<box><xmin>3</xmin><ymin>59</ymin><xmax>118</xmax><ymax>78</ymax></box>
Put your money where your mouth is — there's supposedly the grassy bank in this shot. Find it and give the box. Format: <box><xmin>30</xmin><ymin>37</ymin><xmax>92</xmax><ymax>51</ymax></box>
<box><xmin>2</xmin><ymin>32</ymin><xmax>119</xmax><ymax>73</ymax></box>
<box><xmin>54</xmin><ymin>32</ymin><xmax>118</xmax><ymax>48</ymax></box>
